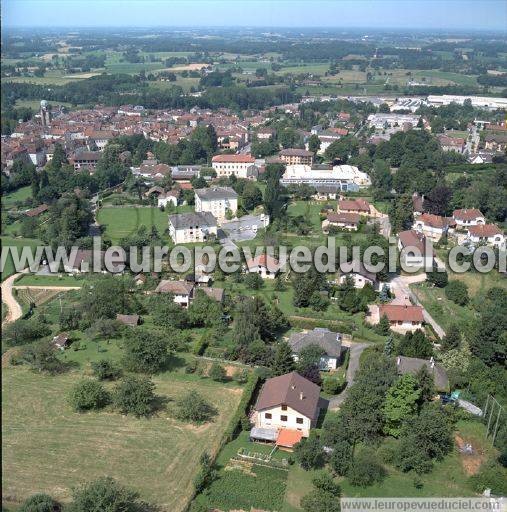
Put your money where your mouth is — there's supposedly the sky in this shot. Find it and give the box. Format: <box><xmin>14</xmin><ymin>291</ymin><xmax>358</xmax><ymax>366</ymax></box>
<box><xmin>3</xmin><ymin>0</ymin><xmax>507</xmax><ymax>31</ymax></box>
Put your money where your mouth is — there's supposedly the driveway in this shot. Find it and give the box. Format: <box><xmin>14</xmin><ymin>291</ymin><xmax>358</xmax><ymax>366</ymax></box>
<box><xmin>328</xmin><ymin>341</ymin><xmax>370</xmax><ymax>409</ymax></box>
<box><xmin>1</xmin><ymin>271</ymin><xmax>27</xmax><ymax>325</ymax></box>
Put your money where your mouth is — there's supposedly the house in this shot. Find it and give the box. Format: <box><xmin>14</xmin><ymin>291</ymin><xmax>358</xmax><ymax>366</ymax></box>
<box><xmin>158</xmin><ymin>190</ymin><xmax>179</xmax><ymax>208</ymax></box>
<box><xmin>256</xmin><ymin>127</ymin><xmax>275</xmax><ymax>140</ymax></box>
<box><xmin>378</xmin><ymin>304</ymin><xmax>424</xmax><ymax>333</ymax></box>
<box><xmin>168</xmin><ymin>212</ymin><xmax>217</xmax><ymax>244</ymax></box>
<box><xmin>339</xmin><ymin>260</ymin><xmax>378</xmax><ymax>289</ymax></box>
<box><xmin>484</xmin><ymin>133</ymin><xmax>507</xmax><ymax>152</ymax></box>
<box><xmin>466</xmin><ymin>224</ymin><xmax>505</xmax><ymax>249</ymax></box>
<box><xmin>288</xmin><ymin>328</ymin><xmax>342</xmax><ymax>370</ymax></box>
<box><xmin>396</xmin><ymin>356</ymin><xmax>449</xmax><ymax>393</ymax></box>
<box><xmin>312</xmin><ymin>185</ymin><xmax>341</xmax><ymax>200</ymax></box>
<box><xmin>252</xmin><ymin>372</ymin><xmax>326</xmax><ymax>439</ymax></box>
<box><xmin>412</xmin><ymin>213</ymin><xmax>455</xmax><ymax>242</ymax></box>
<box><xmin>438</xmin><ymin>135</ymin><xmax>465</xmax><ymax>153</ymax></box>
<box><xmin>211</xmin><ymin>154</ymin><xmax>257</xmax><ymax>179</ymax></box>
<box><xmin>452</xmin><ymin>209</ymin><xmax>485</xmax><ymax>229</ymax></box>
<box><xmin>245</xmin><ymin>254</ymin><xmax>281</xmax><ymax>279</ymax></box>
<box><xmin>398</xmin><ymin>230</ymin><xmax>434</xmax><ymax>269</ymax></box>
<box><xmin>194</xmin><ymin>186</ymin><xmax>238</xmax><ymax>223</ymax></box>
<box><xmin>52</xmin><ymin>333</ymin><xmax>70</xmax><ymax>351</ymax></box>
<box><xmin>155</xmin><ymin>280</ymin><xmax>194</xmax><ymax>307</ymax></box>
<box><xmin>199</xmin><ymin>287</ymin><xmax>225</xmax><ymax>303</ymax></box>
<box><xmin>412</xmin><ymin>192</ymin><xmax>425</xmax><ymax>216</ymax></box>
<box><xmin>337</xmin><ymin>198</ymin><xmax>371</xmax><ymax>215</ymax></box>
<box><xmin>279</xmin><ymin>148</ymin><xmax>314</xmax><ymax>166</ymax></box>
<box><xmin>134</xmin><ymin>273</ymin><xmax>147</xmax><ymax>286</ymax></box>
<box><xmin>116</xmin><ymin>314</ymin><xmax>140</xmax><ymax>327</ymax></box>
<box><xmin>70</xmin><ymin>151</ymin><xmax>101</xmax><ymax>172</ymax></box>
<box><xmin>468</xmin><ymin>152</ymin><xmax>495</xmax><ymax>164</ymax></box>
<box><xmin>323</xmin><ymin>212</ymin><xmax>361</xmax><ymax>232</ymax></box>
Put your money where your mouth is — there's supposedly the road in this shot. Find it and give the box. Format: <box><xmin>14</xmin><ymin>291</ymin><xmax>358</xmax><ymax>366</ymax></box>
<box><xmin>1</xmin><ymin>271</ymin><xmax>26</xmax><ymax>325</ymax></box>
<box><xmin>328</xmin><ymin>341</ymin><xmax>370</xmax><ymax>409</ymax></box>
<box><xmin>389</xmin><ymin>273</ymin><xmax>446</xmax><ymax>339</ymax></box>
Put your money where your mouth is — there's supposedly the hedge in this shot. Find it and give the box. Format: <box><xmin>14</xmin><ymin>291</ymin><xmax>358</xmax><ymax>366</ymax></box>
<box><xmin>289</xmin><ymin>316</ymin><xmax>354</xmax><ymax>334</ymax></box>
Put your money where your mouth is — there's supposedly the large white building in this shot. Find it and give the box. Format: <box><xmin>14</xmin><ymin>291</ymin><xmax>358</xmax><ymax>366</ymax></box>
<box><xmin>194</xmin><ymin>186</ymin><xmax>238</xmax><ymax>223</ymax></box>
<box><xmin>367</xmin><ymin>113</ymin><xmax>420</xmax><ymax>129</ymax></box>
<box><xmin>211</xmin><ymin>154</ymin><xmax>258</xmax><ymax>179</ymax></box>
<box><xmin>168</xmin><ymin>212</ymin><xmax>217</xmax><ymax>244</ymax></box>
<box><xmin>281</xmin><ymin>164</ymin><xmax>371</xmax><ymax>188</ymax></box>
<box><xmin>427</xmin><ymin>95</ymin><xmax>507</xmax><ymax>111</ymax></box>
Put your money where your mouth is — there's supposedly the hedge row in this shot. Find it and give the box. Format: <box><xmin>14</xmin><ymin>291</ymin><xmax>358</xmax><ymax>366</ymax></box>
<box><xmin>289</xmin><ymin>316</ymin><xmax>354</xmax><ymax>334</ymax></box>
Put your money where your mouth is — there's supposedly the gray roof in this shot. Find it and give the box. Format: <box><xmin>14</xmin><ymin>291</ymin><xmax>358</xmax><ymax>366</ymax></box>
<box><xmin>396</xmin><ymin>356</ymin><xmax>449</xmax><ymax>392</ymax></box>
<box><xmin>250</xmin><ymin>427</ymin><xmax>278</xmax><ymax>442</ymax></box>
<box><xmin>340</xmin><ymin>260</ymin><xmax>377</xmax><ymax>282</ymax></box>
<box><xmin>195</xmin><ymin>186</ymin><xmax>238</xmax><ymax>201</ymax></box>
<box><xmin>288</xmin><ymin>328</ymin><xmax>342</xmax><ymax>358</ymax></box>
<box><xmin>168</xmin><ymin>211</ymin><xmax>217</xmax><ymax>230</ymax></box>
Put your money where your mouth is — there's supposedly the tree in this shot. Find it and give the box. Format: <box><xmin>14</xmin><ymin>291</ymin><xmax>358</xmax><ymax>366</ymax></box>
<box><xmin>395</xmin><ymin>403</ymin><xmax>453</xmax><ymax>473</ymax></box>
<box><xmin>301</xmin><ymin>471</ymin><xmax>341</xmax><ymax>512</ymax></box>
<box><xmin>425</xmin><ymin>185</ymin><xmax>452</xmax><ymax>216</ymax></box>
<box><xmin>244</xmin><ymin>272</ymin><xmax>264</xmax><ymax>290</ymax></box>
<box><xmin>376</xmin><ymin>314</ymin><xmax>391</xmax><ymax>336</ymax></box>
<box><xmin>4</xmin><ymin>317</ymin><xmax>51</xmax><ymax>346</ymax></box>
<box><xmin>263</xmin><ymin>163</ymin><xmax>285</xmax><ymax>220</ymax></box>
<box><xmin>384</xmin><ymin>335</ymin><xmax>394</xmax><ymax>356</ymax></box>
<box><xmin>149</xmin><ymin>293</ymin><xmax>189</xmax><ymax>329</ymax></box>
<box><xmin>383</xmin><ymin>374</ymin><xmax>421</xmax><ymax>437</ymax></box>
<box><xmin>347</xmin><ymin>448</ymin><xmax>386</xmax><ymax>487</ymax></box>
<box><xmin>19</xmin><ymin>494</ymin><xmax>61</xmax><ymax>512</ymax></box>
<box><xmin>445</xmin><ymin>280</ymin><xmax>469</xmax><ymax>306</ymax></box>
<box><xmin>113</xmin><ymin>376</ymin><xmax>156</xmax><ymax>417</ymax></box>
<box><xmin>70</xmin><ymin>476</ymin><xmax>150</xmax><ymax>512</ymax></box>
<box><xmin>294</xmin><ymin>436</ymin><xmax>324</xmax><ymax>470</ymax></box>
<box><xmin>69</xmin><ymin>380</ymin><xmax>110</xmax><ymax>412</ymax></box>
<box><xmin>122</xmin><ymin>329</ymin><xmax>168</xmax><ymax>374</ymax></box>
<box><xmin>271</xmin><ymin>341</ymin><xmax>296</xmax><ymax>376</ymax></box>
<box><xmin>426</xmin><ymin>267</ymin><xmax>448</xmax><ymax>288</ymax></box>
<box><xmin>241</xmin><ymin>182</ymin><xmax>263</xmax><ymax>211</ymax></box>
<box><xmin>329</xmin><ymin>438</ymin><xmax>353</xmax><ymax>476</ymax></box>
<box><xmin>297</xmin><ymin>344</ymin><xmax>325</xmax><ymax>374</ymax></box>
<box><xmin>308</xmin><ymin>134</ymin><xmax>321</xmax><ymax>154</ymax></box>
<box><xmin>397</xmin><ymin>329</ymin><xmax>433</xmax><ymax>359</ymax></box>
<box><xmin>193</xmin><ymin>451</ymin><xmax>217</xmax><ymax>493</ymax></box>
<box><xmin>324</xmin><ymin>136</ymin><xmax>359</xmax><ymax>163</ymax></box>
<box><xmin>18</xmin><ymin>341</ymin><xmax>66</xmax><ymax>375</ymax></box>
<box><xmin>91</xmin><ymin>359</ymin><xmax>122</xmax><ymax>381</ymax></box>
<box><xmin>188</xmin><ymin>290</ymin><xmax>223</xmax><ymax>328</ymax></box>
<box><xmin>208</xmin><ymin>362</ymin><xmax>227</xmax><ymax>382</ymax></box>
<box><xmin>441</xmin><ymin>324</ymin><xmax>461</xmax><ymax>351</ymax></box>
<box><xmin>415</xmin><ymin>365</ymin><xmax>435</xmax><ymax>404</ymax></box>
<box><xmin>176</xmin><ymin>390</ymin><xmax>217</xmax><ymax>424</ymax></box>
<box><xmin>389</xmin><ymin>194</ymin><xmax>413</xmax><ymax>233</ymax></box>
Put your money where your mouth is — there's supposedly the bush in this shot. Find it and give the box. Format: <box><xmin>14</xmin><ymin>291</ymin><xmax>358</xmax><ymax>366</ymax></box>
<box><xmin>175</xmin><ymin>390</ymin><xmax>217</xmax><ymax>424</ymax></box>
<box><xmin>294</xmin><ymin>436</ymin><xmax>324</xmax><ymax>470</ymax></box>
<box><xmin>122</xmin><ymin>329</ymin><xmax>168</xmax><ymax>373</ymax></box>
<box><xmin>244</xmin><ymin>272</ymin><xmax>264</xmax><ymax>290</ymax></box>
<box><xmin>470</xmin><ymin>460</ymin><xmax>507</xmax><ymax>496</ymax></box>
<box><xmin>19</xmin><ymin>493</ymin><xmax>61</xmax><ymax>512</ymax></box>
<box><xmin>445</xmin><ymin>280</ymin><xmax>469</xmax><ymax>306</ymax></box>
<box><xmin>233</xmin><ymin>367</ymin><xmax>249</xmax><ymax>383</ymax></box>
<box><xmin>347</xmin><ymin>448</ymin><xmax>386</xmax><ymax>487</ymax></box>
<box><xmin>113</xmin><ymin>376</ymin><xmax>156</xmax><ymax>417</ymax></box>
<box><xmin>68</xmin><ymin>380</ymin><xmax>110</xmax><ymax>412</ymax></box>
<box><xmin>185</xmin><ymin>359</ymin><xmax>199</xmax><ymax>374</ymax></box>
<box><xmin>322</xmin><ymin>376</ymin><xmax>345</xmax><ymax>395</ymax></box>
<box><xmin>91</xmin><ymin>359</ymin><xmax>121</xmax><ymax>381</ymax></box>
<box><xmin>329</xmin><ymin>439</ymin><xmax>353</xmax><ymax>476</ymax></box>
<box><xmin>208</xmin><ymin>362</ymin><xmax>227</xmax><ymax>382</ymax></box>
<box><xmin>18</xmin><ymin>342</ymin><xmax>67</xmax><ymax>375</ymax></box>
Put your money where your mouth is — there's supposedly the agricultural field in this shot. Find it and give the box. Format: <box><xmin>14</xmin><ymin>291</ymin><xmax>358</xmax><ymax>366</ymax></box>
<box><xmin>2</xmin><ymin>366</ymin><xmax>243</xmax><ymax>511</ymax></box>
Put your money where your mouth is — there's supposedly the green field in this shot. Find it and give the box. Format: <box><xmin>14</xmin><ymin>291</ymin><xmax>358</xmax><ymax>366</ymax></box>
<box><xmin>14</xmin><ymin>274</ymin><xmax>86</xmax><ymax>287</ymax></box>
<box><xmin>1</xmin><ymin>236</ymin><xmax>41</xmax><ymax>279</ymax></box>
<box><xmin>96</xmin><ymin>206</ymin><xmax>170</xmax><ymax>243</ymax></box>
<box><xmin>2</xmin><ymin>366</ymin><xmax>243</xmax><ymax>511</ymax></box>
<box><xmin>2</xmin><ymin>186</ymin><xmax>32</xmax><ymax>209</ymax></box>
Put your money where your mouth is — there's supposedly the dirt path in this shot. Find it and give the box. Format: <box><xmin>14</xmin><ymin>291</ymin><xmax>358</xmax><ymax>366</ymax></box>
<box><xmin>1</xmin><ymin>271</ymin><xmax>27</xmax><ymax>326</ymax></box>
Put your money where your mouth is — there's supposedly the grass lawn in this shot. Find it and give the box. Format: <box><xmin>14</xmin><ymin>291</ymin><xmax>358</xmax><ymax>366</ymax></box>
<box><xmin>97</xmin><ymin>206</ymin><xmax>171</xmax><ymax>243</ymax></box>
<box><xmin>2</xmin><ymin>186</ymin><xmax>32</xmax><ymax>209</ymax></box>
<box><xmin>2</xmin><ymin>366</ymin><xmax>243</xmax><ymax>511</ymax></box>
<box><xmin>1</xmin><ymin>236</ymin><xmax>41</xmax><ymax>279</ymax></box>
<box><xmin>14</xmin><ymin>274</ymin><xmax>87</xmax><ymax>287</ymax></box>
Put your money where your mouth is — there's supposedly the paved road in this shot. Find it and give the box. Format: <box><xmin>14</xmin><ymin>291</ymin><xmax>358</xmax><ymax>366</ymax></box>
<box><xmin>1</xmin><ymin>271</ymin><xmax>26</xmax><ymax>325</ymax></box>
<box><xmin>390</xmin><ymin>274</ymin><xmax>446</xmax><ymax>339</ymax></box>
<box><xmin>328</xmin><ymin>341</ymin><xmax>370</xmax><ymax>409</ymax></box>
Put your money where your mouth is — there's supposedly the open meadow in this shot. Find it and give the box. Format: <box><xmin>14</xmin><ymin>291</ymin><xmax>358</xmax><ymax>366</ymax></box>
<box><xmin>2</xmin><ymin>366</ymin><xmax>243</xmax><ymax>511</ymax></box>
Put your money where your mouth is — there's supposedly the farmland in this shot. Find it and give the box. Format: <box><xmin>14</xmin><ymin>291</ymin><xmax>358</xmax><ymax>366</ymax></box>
<box><xmin>2</xmin><ymin>366</ymin><xmax>243</xmax><ymax>511</ymax></box>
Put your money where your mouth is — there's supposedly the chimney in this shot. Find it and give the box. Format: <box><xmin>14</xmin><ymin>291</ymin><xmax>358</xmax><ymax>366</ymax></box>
<box><xmin>299</xmin><ymin>392</ymin><xmax>304</xmax><ymax>400</ymax></box>
<box><xmin>397</xmin><ymin>356</ymin><xmax>401</xmax><ymax>366</ymax></box>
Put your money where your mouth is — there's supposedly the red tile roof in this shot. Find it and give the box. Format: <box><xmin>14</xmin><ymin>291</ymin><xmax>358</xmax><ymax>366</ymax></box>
<box><xmin>468</xmin><ymin>224</ymin><xmax>503</xmax><ymax>237</ymax></box>
<box><xmin>212</xmin><ymin>154</ymin><xmax>255</xmax><ymax>163</ymax></box>
<box><xmin>327</xmin><ymin>212</ymin><xmax>361</xmax><ymax>225</ymax></box>
<box><xmin>338</xmin><ymin>198</ymin><xmax>370</xmax><ymax>213</ymax></box>
<box><xmin>276</xmin><ymin>429</ymin><xmax>304</xmax><ymax>448</ymax></box>
<box><xmin>453</xmin><ymin>209</ymin><xmax>484</xmax><ymax>221</ymax></box>
<box><xmin>379</xmin><ymin>304</ymin><xmax>424</xmax><ymax>323</ymax></box>
<box><xmin>417</xmin><ymin>213</ymin><xmax>455</xmax><ymax>230</ymax></box>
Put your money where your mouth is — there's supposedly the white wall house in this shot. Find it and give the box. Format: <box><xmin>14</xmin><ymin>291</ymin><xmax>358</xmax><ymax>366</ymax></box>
<box><xmin>168</xmin><ymin>212</ymin><xmax>218</xmax><ymax>244</ymax></box>
<box><xmin>288</xmin><ymin>328</ymin><xmax>342</xmax><ymax>371</ymax></box>
<box><xmin>467</xmin><ymin>224</ymin><xmax>505</xmax><ymax>249</ymax></box>
<box><xmin>379</xmin><ymin>304</ymin><xmax>425</xmax><ymax>333</ymax></box>
<box><xmin>245</xmin><ymin>254</ymin><xmax>280</xmax><ymax>279</ymax></box>
<box><xmin>157</xmin><ymin>191</ymin><xmax>179</xmax><ymax>208</ymax></box>
<box><xmin>195</xmin><ymin>186</ymin><xmax>238</xmax><ymax>223</ymax></box>
<box><xmin>453</xmin><ymin>209</ymin><xmax>486</xmax><ymax>229</ymax></box>
<box><xmin>253</xmin><ymin>372</ymin><xmax>324</xmax><ymax>438</ymax></box>
<box><xmin>398</xmin><ymin>230</ymin><xmax>434</xmax><ymax>270</ymax></box>
<box><xmin>155</xmin><ymin>280</ymin><xmax>194</xmax><ymax>307</ymax></box>
<box><xmin>412</xmin><ymin>213</ymin><xmax>455</xmax><ymax>242</ymax></box>
<box><xmin>211</xmin><ymin>154</ymin><xmax>257</xmax><ymax>179</ymax></box>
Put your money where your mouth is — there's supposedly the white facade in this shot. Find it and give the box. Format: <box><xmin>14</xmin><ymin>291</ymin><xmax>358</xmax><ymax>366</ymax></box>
<box><xmin>467</xmin><ymin>230</ymin><xmax>505</xmax><ymax>249</ymax></box>
<box><xmin>212</xmin><ymin>159</ymin><xmax>257</xmax><ymax>179</ymax></box>
<box><xmin>255</xmin><ymin>405</ymin><xmax>312</xmax><ymax>437</ymax></box>
<box><xmin>195</xmin><ymin>189</ymin><xmax>238</xmax><ymax>223</ymax></box>
<box><xmin>157</xmin><ymin>194</ymin><xmax>178</xmax><ymax>208</ymax></box>
<box><xmin>397</xmin><ymin>239</ymin><xmax>434</xmax><ymax>269</ymax></box>
<box><xmin>338</xmin><ymin>272</ymin><xmax>375</xmax><ymax>289</ymax></box>
<box><xmin>281</xmin><ymin>164</ymin><xmax>371</xmax><ymax>187</ymax></box>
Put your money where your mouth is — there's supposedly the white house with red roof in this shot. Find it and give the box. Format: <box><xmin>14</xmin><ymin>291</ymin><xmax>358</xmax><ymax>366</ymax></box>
<box><xmin>245</xmin><ymin>254</ymin><xmax>281</xmax><ymax>279</ymax></box>
<box><xmin>466</xmin><ymin>224</ymin><xmax>505</xmax><ymax>249</ymax></box>
<box><xmin>211</xmin><ymin>154</ymin><xmax>257</xmax><ymax>179</ymax></box>
<box><xmin>452</xmin><ymin>209</ymin><xmax>486</xmax><ymax>229</ymax></box>
<box><xmin>412</xmin><ymin>213</ymin><xmax>455</xmax><ymax>242</ymax></box>
<box><xmin>379</xmin><ymin>304</ymin><xmax>425</xmax><ymax>333</ymax></box>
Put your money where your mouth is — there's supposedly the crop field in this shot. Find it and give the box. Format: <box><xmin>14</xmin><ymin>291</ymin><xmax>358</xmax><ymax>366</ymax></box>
<box><xmin>2</xmin><ymin>367</ymin><xmax>243</xmax><ymax>511</ymax></box>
